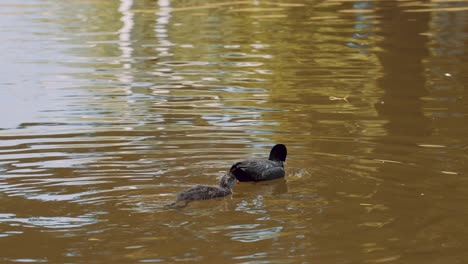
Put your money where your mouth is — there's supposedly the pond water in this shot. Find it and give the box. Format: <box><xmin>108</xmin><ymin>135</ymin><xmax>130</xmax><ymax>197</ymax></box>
<box><xmin>1</xmin><ymin>0</ymin><xmax>467</xmax><ymax>263</ymax></box>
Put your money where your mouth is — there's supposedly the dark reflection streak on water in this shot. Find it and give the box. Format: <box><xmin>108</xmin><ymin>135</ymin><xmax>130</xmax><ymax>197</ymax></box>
<box><xmin>372</xmin><ymin>0</ymin><xmax>434</xmax><ymax>259</ymax></box>
<box><xmin>374</xmin><ymin>2</ymin><xmax>432</xmax><ymax>167</ymax></box>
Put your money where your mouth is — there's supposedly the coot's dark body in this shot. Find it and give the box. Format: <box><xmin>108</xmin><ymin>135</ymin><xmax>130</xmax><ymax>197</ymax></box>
<box><xmin>231</xmin><ymin>144</ymin><xmax>287</xmax><ymax>182</ymax></box>
<box><xmin>170</xmin><ymin>173</ymin><xmax>237</xmax><ymax>208</ymax></box>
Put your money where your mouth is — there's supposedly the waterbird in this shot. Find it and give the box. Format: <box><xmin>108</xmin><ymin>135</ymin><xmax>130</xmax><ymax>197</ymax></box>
<box><xmin>230</xmin><ymin>144</ymin><xmax>287</xmax><ymax>182</ymax></box>
<box><xmin>168</xmin><ymin>173</ymin><xmax>237</xmax><ymax>208</ymax></box>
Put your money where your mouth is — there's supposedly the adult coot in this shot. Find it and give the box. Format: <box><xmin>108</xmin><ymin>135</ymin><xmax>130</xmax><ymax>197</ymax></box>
<box><xmin>230</xmin><ymin>144</ymin><xmax>287</xmax><ymax>182</ymax></box>
<box><xmin>169</xmin><ymin>173</ymin><xmax>237</xmax><ymax>208</ymax></box>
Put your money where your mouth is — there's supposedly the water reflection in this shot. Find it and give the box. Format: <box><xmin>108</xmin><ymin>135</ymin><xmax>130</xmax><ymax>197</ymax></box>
<box><xmin>118</xmin><ymin>0</ymin><xmax>135</xmax><ymax>86</ymax></box>
<box><xmin>1</xmin><ymin>0</ymin><xmax>468</xmax><ymax>263</ymax></box>
<box><xmin>227</xmin><ymin>226</ymin><xmax>283</xmax><ymax>242</ymax></box>
<box><xmin>0</xmin><ymin>214</ymin><xmax>99</xmax><ymax>230</ymax></box>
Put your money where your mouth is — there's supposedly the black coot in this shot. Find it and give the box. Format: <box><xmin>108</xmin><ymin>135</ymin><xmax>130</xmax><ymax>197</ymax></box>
<box><xmin>230</xmin><ymin>144</ymin><xmax>287</xmax><ymax>182</ymax></box>
<box><xmin>169</xmin><ymin>173</ymin><xmax>237</xmax><ymax>208</ymax></box>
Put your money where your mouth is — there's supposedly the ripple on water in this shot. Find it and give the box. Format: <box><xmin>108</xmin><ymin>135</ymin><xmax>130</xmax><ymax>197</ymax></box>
<box><xmin>3</xmin><ymin>259</ymin><xmax>48</xmax><ymax>263</ymax></box>
<box><xmin>0</xmin><ymin>213</ymin><xmax>100</xmax><ymax>230</ymax></box>
<box><xmin>1</xmin><ymin>0</ymin><xmax>467</xmax><ymax>262</ymax></box>
<box><xmin>227</xmin><ymin>226</ymin><xmax>283</xmax><ymax>242</ymax></box>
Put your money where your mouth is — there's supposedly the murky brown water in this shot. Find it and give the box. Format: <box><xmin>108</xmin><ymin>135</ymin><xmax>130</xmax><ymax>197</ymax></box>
<box><xmin>1</xmin><ymin>0</ymin><xmax>468</xmax><ymax>263</ymax></box>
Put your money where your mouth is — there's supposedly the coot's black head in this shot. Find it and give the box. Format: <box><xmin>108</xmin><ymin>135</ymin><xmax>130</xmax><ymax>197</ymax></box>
<box><xmin>268</xmin><ymin>144</ymin><xmax>287</xmax><ymax>162</ymax></box>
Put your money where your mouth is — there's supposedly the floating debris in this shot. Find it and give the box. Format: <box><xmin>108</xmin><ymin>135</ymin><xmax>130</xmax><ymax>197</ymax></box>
<box><xmin>329</xmin><ymin>95</ymin><xmax>349</xmax><ymax>103</ymax></box>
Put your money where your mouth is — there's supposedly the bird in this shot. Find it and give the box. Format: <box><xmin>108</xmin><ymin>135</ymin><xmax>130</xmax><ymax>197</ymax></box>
<box><xmin>168</xmin><ymin>172</ymin><xmax>237</xmax><ymax>208</ymax></box>
<box><xmin>230</xmin><ymin>144</ymin><xmax>287</xmax><ymax>182</ymax></box>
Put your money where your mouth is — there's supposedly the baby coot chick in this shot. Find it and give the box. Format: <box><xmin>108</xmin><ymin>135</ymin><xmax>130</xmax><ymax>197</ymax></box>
<box><xmin>169</xmin><ymin>173</ymin><xmax>237</xmax><ymax>208</ymax></box>
<box><xmin>230</xmin><ymin>144</ymin><xmax>287</xmax><ymax>182</ymax></box>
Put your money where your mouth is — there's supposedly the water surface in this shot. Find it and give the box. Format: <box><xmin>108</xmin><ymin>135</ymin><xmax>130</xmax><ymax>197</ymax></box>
<box><xmin>1</xmin><ymin>0</ymin><xmax>467</xmax><ymax>263</ymax></box>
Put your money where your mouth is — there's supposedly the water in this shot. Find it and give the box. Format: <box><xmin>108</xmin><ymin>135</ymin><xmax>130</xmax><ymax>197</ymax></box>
<box><xmin>1</xmin><ymin>0</ymin><xmax>467</xmax><ymax>263</ymax></box>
